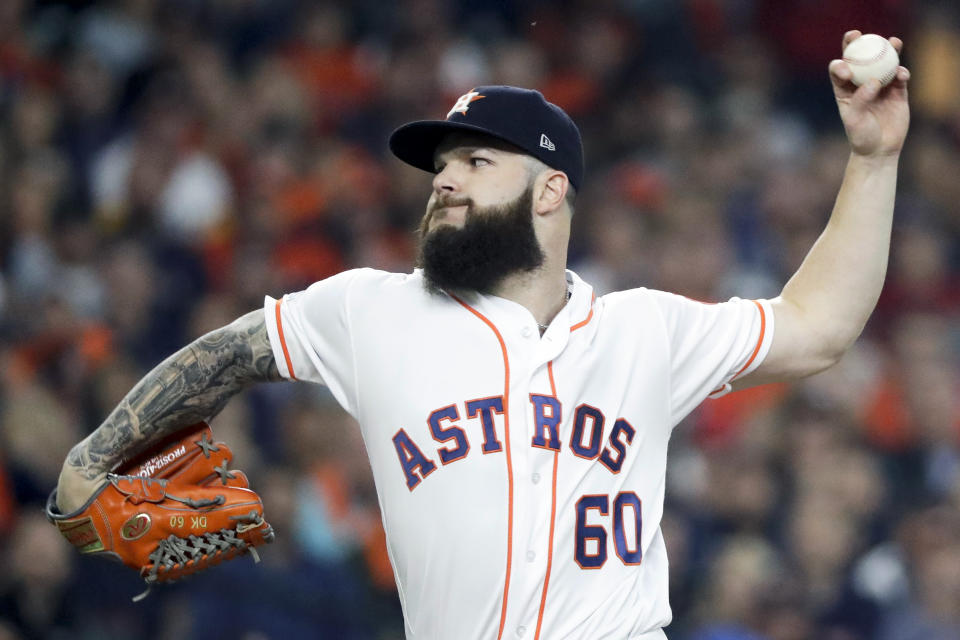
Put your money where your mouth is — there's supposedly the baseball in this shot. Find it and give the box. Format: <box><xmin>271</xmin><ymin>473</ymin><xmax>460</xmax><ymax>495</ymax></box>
<box><xmin>842</xmin><ymin>34</ymin><xmax>899</xmax><ymax>87</ymax></box>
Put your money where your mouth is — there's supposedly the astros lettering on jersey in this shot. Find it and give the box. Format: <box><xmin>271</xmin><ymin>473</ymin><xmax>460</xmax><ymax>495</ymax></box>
<box><xmin>264</xmin><ymin>268</ymin><xmax>772</xmax><ymax>639</ymax></box>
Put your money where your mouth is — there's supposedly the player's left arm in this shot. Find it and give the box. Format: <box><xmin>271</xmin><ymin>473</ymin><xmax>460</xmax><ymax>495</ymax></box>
<box><xmin>734</xmin><ymin>31</ymin><xmax>910</xmax><ymax>389</ymax></box>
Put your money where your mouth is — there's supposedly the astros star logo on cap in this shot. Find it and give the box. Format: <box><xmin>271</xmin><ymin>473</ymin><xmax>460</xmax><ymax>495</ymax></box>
<box><xmin>446</xmin><ymin>89</ymin><xmax>485</xmax><ymax>119</ymax></box>
<box><xmin>390</xmin><ymin>85</ymin><xmax>584</xmax><ymax>190</ymax></box>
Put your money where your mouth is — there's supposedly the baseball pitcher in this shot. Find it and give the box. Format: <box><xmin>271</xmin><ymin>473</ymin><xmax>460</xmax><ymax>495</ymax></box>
<box><xmin>51</xmin><ymin>31</ymin><xmax>910</xmax><ymax>638</ymax></box>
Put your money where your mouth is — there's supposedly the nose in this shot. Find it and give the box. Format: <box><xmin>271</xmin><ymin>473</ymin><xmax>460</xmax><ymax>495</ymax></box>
<box><xmin>432</xmin><ymin>163</ymin><xmax>460</xmax><ymax>195</ymax></box>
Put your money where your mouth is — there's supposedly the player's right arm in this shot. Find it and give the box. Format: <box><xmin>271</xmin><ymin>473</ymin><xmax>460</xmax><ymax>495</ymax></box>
<box><xmin>56</xmin><ymin>309</ymin><xmax>284</xmax><ymax>513</ymax></box>
<box><xmin>733</xmin><ymin>31</ymin><xmax>910</xmax><ymax>389</ymax></box>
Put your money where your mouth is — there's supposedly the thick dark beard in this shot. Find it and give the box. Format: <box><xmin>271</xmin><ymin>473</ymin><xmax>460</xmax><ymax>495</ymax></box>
<box><xmin>417</xmin><ymin>186</ymin><xmax>544</xmax><ymax>295</ymax></box>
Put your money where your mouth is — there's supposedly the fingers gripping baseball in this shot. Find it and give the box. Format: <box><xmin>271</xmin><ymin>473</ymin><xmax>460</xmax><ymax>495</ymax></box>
<box><xmin>829</xmin><ymin>30</ymin><xmax>911</xmax><ymax>157</ymax></box>
<box><xmin>46</xmin><ymin>423</ymin><xmax>273</xmax><ymax>600</ymax></box>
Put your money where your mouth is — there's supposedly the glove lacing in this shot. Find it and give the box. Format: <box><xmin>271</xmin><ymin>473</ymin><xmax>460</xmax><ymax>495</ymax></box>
<box><xmin>133</xmin><ymin>511</ymin><xmax>274</xmax><ymax>602</ymax></box>
<box><xmin>211</xmin><ymin>459</ymin><xmax>238</xmax><ymax>485</ymax></box>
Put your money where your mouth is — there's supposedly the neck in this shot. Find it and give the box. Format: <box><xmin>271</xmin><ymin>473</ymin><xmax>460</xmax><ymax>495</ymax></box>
<box><xmin>491</xmin><ymin>247</ymin><xmax>569</xmax><ymax>328</ymax></box>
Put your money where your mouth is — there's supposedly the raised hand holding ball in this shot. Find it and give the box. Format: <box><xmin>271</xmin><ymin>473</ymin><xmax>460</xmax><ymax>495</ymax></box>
<box><xmin>842</xmin><ymin>34</ymin><xmax>899</xmax><ymax>87</ymax></box>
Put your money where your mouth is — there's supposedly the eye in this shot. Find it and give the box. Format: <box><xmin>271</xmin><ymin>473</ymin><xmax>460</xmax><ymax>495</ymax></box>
<box><xmin>470</xmin><ymin>156</ymin><xmax>491</xmax><ymax>168</ymax></box>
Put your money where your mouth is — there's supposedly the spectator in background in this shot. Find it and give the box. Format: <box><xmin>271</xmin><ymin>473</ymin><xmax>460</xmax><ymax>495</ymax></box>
<box><xmin>876</xmin><ymin>505</ymin><xmax>960</xmax><ymax>640</ymax></box>
<box><xmin>0</xmin><ymin>512</ymin><xmax>75</xmax><ymax>640</ymax></box>
<box><xmin>686</xmin><ymin>535</ymin><xmax>790</xmax><ymax>640</ymax></box>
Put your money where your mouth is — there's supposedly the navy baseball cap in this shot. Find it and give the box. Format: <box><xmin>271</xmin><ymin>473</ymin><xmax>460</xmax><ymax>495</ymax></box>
<box><xmin>389</xmin><ymin>86</ymin><xmax>584</xmax><ymax>191</ymax></box>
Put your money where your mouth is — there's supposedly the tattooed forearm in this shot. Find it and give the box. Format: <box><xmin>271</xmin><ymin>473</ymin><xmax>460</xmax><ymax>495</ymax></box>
<box><xmin>66</xmin><ymin>310</ymin><xmax>284</xmax><ymax>481</ymax></box>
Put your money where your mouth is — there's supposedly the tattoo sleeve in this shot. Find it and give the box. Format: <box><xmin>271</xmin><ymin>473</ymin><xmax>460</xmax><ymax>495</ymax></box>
<box><xmin>65</xmin><ymin>309</ymin><xmax>285</xmax><ymax>481</ymax></box>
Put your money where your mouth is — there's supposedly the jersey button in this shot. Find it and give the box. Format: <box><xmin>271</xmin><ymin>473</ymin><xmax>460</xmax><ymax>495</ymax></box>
<box><xmin>521</xmin><ymin>326</ymin><xmax>533</xmax><ymax>338</ymax></box>
<box><xmin>531</xmin><ymin>473</ymin><xmax>541</xmax><ymax>484</ymax></box>
<box><xmin>526</xmin><ymin>550</ymin><xmax>536</xmax><ymax>562</ymax></box>
<box><xmin>517</xmin><ymin>626</ymin><xmax>527</xmax><ymax>637</ymax></box>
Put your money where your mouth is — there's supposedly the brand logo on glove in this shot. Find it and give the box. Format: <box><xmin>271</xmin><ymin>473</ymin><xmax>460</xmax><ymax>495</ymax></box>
<box><xmin>136</xmin><ymin>445</ymin><xmax>187</xmax><ymax>477</ymax></box>
<box><xmin>121</xmin><ymin>513</ymin><xmax>152</xmax><ymax>540</ymax></box>
<box><xmin>57</xmin><ymin>517</ymin><xmax>106</xmax><ymax>553</ymax></box>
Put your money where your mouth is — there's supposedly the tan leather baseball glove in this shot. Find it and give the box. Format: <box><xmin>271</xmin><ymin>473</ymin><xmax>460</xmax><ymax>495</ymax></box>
<box><xmin>46</xmin><ymin>422</ymin><xmax>274</xmax><ymax>600</ymax></box>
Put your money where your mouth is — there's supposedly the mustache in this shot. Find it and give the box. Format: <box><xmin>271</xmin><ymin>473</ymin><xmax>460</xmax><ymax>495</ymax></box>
<box><xmin>429</xmin><ymin>196</ymin><xmax>475</xmax><ymax>218</ymax></box>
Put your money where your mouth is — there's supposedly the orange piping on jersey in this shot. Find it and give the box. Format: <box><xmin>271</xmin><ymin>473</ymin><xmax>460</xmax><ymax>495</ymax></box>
<box><xmin>569</xmin><ymin>293</ymin><xmax>596</xmax><ymax>333</ymax></box>
<box><xmin>451</xmin><ymin>295</ymin><xmax>515</xmax><ymax>640</ymax></box>
<box><xmin>274</xmin><ymin>299</ymin><xmax>298</xmax><ymax>381</ymax></box>
<box><xmin>709</xmin><ymin>300</ymin><xmax>768</xmax><ymax>395</ymax></box>
<box><xmin>534</xmin><ymin>362</ymin><xmax>560</xmax><ymax>640</ymax></box>
<box><xmin>731</xmin><ymin>300</ymin><xmax>767</xmax><ymax>380</ymax></box>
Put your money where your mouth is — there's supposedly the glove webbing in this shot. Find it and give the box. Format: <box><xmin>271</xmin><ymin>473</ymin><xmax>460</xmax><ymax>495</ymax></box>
<box><xmin>134</xmin><ymin>512</ymin><xmax>273</xmax><ymax>602</ymax></box>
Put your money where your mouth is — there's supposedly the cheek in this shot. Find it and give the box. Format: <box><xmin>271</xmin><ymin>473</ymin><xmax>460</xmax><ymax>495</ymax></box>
<box><xmin>470</xmin><ymin>178</ymin><xmax>528</xmax><ymax>209</ymax></box>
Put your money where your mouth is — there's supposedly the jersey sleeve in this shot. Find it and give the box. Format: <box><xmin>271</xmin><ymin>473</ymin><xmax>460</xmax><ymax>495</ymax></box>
<box><xmin>647</xmin><ymin>291</ymin><xmax>774</xmax><ymax>425</ymax></box>
<box><xmin>263</xmin><ymin>269</ymin><xmax>364</xmax><ymax>415</ymax></box>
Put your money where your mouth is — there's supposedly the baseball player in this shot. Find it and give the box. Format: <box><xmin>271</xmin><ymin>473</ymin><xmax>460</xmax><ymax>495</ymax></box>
<box><xmin>54</xmin><ymin>31</ymin><xmax>910</xmax><ymax>638</ymax></box>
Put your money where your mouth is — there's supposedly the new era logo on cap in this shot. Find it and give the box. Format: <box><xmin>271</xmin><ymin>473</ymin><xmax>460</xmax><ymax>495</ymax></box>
<box><xmin>389</xmin><ymin>85</ymin><xmax>584</xmax><ymax>190</ymax></box>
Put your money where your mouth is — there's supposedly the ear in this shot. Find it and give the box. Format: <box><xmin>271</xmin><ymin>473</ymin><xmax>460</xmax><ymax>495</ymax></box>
<box><xmin>533</xmin><ymin>170</ymin><xmax>569</xmax><ymax>216</ymax></box>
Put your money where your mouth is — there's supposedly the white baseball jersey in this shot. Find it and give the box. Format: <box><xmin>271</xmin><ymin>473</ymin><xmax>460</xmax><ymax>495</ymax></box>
<box><xmin>263</xmin><ymin>268</ymin><xmax>773</xmax><ymax>640</ymax></box>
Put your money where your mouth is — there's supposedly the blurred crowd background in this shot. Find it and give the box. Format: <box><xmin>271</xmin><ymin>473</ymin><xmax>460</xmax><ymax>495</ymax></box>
<box><xmin>1</xmin><ymin>0</ymin><xmax>959</xmax><ymax>638</ymax></box>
